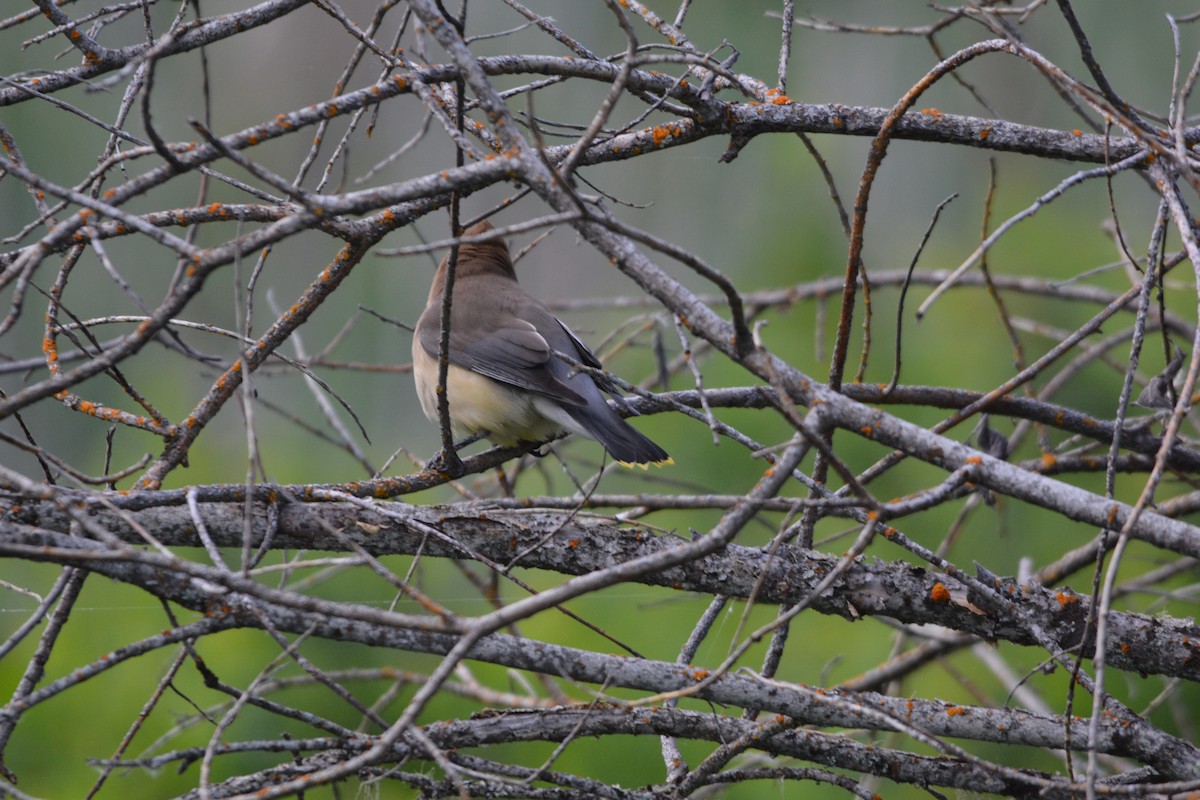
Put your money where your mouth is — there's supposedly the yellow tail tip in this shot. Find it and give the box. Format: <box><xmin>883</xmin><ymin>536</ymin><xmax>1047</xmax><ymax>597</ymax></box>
<box><xmin>616</xmin><ymin>456</ymin><xmax>674</xmax><ymax>469</ymax></box>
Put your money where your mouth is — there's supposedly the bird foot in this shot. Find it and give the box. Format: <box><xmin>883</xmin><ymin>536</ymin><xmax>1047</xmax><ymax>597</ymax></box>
<box><xmin>426</xmin><ymin>448</ymin><xmax>466</xmax><ymax>479</ymax></box>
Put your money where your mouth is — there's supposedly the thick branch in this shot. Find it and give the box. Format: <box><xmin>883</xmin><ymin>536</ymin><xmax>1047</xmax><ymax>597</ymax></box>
<box><xmin>4</xmin><ymin>500</ymin><xmax>1198</xmax><ymax>683</ymax></box>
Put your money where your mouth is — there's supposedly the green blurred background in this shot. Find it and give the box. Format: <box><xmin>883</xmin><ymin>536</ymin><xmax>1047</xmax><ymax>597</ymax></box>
<box><xmin>1</xmin><ymin>1</ymin><xmax>1198</xmax><ymax>796</ymax></box>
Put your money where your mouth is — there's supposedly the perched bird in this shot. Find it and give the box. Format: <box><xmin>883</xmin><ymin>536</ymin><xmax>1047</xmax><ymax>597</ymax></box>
<box><xmin>412</xmin><ymin>221</ymin><xmax>671</xmax><ymax>467</ymax></box>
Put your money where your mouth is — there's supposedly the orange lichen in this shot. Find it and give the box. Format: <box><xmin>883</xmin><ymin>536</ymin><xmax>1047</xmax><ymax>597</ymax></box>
<box><xmin>930</xmin><ymin>582</ymin><xmax>950</xmax><ymax>603</ymax></box>
<box><xmin>1056</xmin><ymin>590</ymin><xmax>1079</xmax><ymax>608</ymax></box>
<box><xmin>765</xmin><ymin>88</ymin><xmax>791</xmax><ymax>105</ymax></box>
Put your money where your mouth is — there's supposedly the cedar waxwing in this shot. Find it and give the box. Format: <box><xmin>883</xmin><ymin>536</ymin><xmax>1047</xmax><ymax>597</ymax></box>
<box><xmin>412</xmin><ymin>221</ymin><xmax>671</xmax><ymax>467</ymax></box>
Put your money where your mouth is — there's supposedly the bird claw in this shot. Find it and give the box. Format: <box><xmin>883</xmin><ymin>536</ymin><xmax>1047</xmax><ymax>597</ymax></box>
<box><xmin>426</xmin><ymin>448</ymin><xmax>466</xmax><ymax>479</ymax></box>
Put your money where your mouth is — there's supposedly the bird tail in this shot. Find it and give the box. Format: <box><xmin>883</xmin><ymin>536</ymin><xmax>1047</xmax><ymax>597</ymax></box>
<box><xmin>563</xmin><ymin>404</ymin><xmax>672</xmax><ymax>468</ymax></box>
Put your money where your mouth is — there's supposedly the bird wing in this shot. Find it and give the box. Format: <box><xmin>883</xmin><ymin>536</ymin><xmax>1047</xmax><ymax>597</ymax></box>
<box><xmin>556</xmin><ymin>319</ymin><xmax>633</xmax><ymax>397</ymax></box>
<box><xmin>556</xmin><ymin>321</ymin><xmax>603</xmax><ymax>371</ymax></box>
<box><xmin>416</xmin><ymin>299</ymin><xmax>589</xmax><ymax>407</ymax></box>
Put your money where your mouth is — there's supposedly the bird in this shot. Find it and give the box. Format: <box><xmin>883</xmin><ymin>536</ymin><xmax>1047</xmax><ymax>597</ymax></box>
<box><xmin>412</xmin><ymin>221</ymin><xmax>671</xmax><ymax>468</ymax></box>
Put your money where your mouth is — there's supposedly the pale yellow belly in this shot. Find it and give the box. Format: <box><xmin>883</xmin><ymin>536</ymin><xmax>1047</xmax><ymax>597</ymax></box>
<box><xmin>412</xmin><ymin>345</ymin><xmax>567</xmax><ymax>445</ymax></box>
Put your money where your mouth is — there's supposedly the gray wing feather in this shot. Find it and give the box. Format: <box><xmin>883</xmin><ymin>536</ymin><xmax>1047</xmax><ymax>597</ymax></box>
<box><xmin>416</xmin><ymin>302</ymin><xmax>588</xmax><ymax>406</ymax></box>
